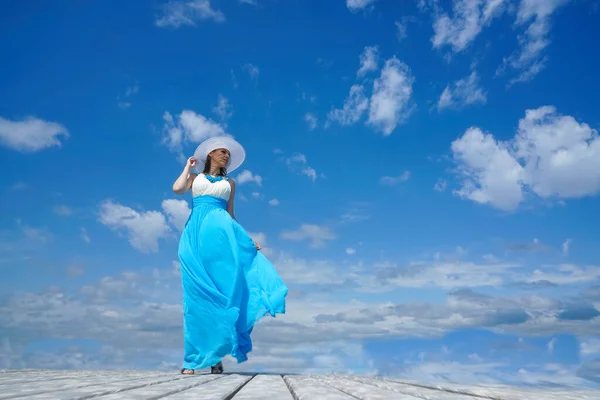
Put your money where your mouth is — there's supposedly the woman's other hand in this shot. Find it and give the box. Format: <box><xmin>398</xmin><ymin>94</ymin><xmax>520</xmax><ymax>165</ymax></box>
<box><xmin>254</xmin><ymin>240</ymin><xmax>261</xmax><ymax>250</ymax></box>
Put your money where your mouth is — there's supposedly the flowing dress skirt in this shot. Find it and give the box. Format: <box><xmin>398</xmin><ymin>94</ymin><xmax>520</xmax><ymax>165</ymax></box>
<box><xmin>178</xmin><ymin>195</ymin><xmax>288</xmax><ymax>370</ymax></box>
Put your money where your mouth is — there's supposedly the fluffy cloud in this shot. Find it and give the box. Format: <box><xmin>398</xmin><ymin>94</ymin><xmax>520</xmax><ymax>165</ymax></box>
<box><xmin>346</xmin><ymin>0</ymin><xmax>377</xmax><ymax>12</ymax></box>
<box><xmin>357</xmin><ymin>46</ymin><xmax>379</xmax><ymax>77</ymax></box>
<box><xmin>0</xmin><ymin>116</ymin><xmax>69</xmax><ymax>152</ymax></box>
<box><xmin>243</xmin><ymin>63</ymin><xmax>260</xmax><ymax>82</ymax></box>
<box><xmin>211</xmin><ymin>94</ymin><xmax>233</xmax><ymax>121</ymax></box>
<box><xmin>281</xmin><ymin>152</ymin><xmax>319</xmax><ymax>181</ymax></box>
<box><xmin>98</xmin><ymin>200</ymin><xmax>172</xmax><ymax>253</ymax></box>
<box><xmin>304</xmin><ymin>113</ymin><xmax>318</xmax><ymax>130</ymax></box>
<box><xmin>380</xmin><ymin>171</ymin><xmax>411</xmax><ymax>186</ymax></box>
<box><xmin>1</xmin><ymin>247</ymin><xmax>599</xmax><ymax>384</ymax></box>
<box><xmin>328</xmin><ymin>46</ymin><xmax>415</xmax><ymax>135</ymax></box>
<box><xmin>437</xmin><ymin>71</ymin><xmax>487</xmax><ymax>110</ymax></box>
<box><xmin>280</xmin><ymin>224</ymin><xmax>337</xmax><ymax>248</ymax></box>
<box><xmin>366</xmin><ymin>57</ymin><xmax>415</xmax><ymax>135</ymax></box>
<box><xmin>427</xmin><ymin>0</ymin><xmax>568</xmax><ymax>85</ymax></box>
<box><xmin>161</xmin><ymin>110</ymin><xmax>227</xmax><ymax>154</ymax></box>
<box><xmin>161</xmin><ymin>199</ymin><xmax>191</xmax><ymax>232</ymax></box>
<box><xmin>155</xmin><ymin>0</ymin><xmax>225</xmax><ymax>28</ymax></box>
<box><xmin>450</xmin><ymin>106</ymin><xmax>600</xmax><ymax>210</ymax></box>
<box><xmin>430</xmin><ymin>0</ymin><xmax>508</xmax><ymax>53</ymax></box>
<box><xmin>498</xmin><ymin>0</ymin><xmax>571</xmax><ymax>85</ymax></box>
<box><xmin>235</xmin><ymin>169</ymin><xmax>263</xmax><ymax>185</ymax></box>
<box><xmin>327</xmin><ymin>84</ymin><xmax>369</xmax><ymax>126</ymax></box>
<box><xmin>451</xmin><ymin>126</ymin><xmax>525</xmax><ymax>211</ymax></box>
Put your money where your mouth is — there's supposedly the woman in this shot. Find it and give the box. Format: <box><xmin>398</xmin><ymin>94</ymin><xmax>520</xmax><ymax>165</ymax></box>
<box><xmin>172</xmin><ymin>136</ymin><xmax>288</xmax><ymax>375</ymax></box>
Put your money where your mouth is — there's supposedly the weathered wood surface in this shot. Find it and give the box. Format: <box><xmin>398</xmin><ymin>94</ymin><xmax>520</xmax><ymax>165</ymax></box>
<box><xmin>0</xmin><ymin>369</ymin><xmax>598</xmax><ymax>399</ymax></box>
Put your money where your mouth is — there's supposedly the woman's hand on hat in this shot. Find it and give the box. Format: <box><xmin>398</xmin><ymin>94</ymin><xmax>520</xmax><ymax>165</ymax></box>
<box><xmin>254</xmin><ymin>240</ymin><xmax>261</xmax><ymax>251</ymax></box>
<box><xmin>186</xmin><ymin>157</ymin><xmax>197</xmax><ymax>170</ymax></box>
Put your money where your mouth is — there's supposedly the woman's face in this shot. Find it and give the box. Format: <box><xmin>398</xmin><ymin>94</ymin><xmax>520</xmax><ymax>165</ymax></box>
<box><xmin>210</xmin><ymin>148</ymin><xmax>230</xmax><ymax>168</ymax></box>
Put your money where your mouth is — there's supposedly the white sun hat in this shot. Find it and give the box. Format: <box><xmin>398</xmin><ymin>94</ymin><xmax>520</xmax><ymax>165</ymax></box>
<box><xmin>192</xmin><ymin>136</ymin><xmax>246</xmax><ymax>175</ymax></box>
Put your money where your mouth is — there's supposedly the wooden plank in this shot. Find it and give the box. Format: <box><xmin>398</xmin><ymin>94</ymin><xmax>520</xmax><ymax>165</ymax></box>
<box><xmin>160</xmin><ymin>373</ymin><xmax>253</xmax><ymax>399</ymax></box>
<box><xmin>379</xmin><ymin>378</ymin><xmax>598</xmax><ymax>400</ymax></box>
<box><xmin>0</xmin><ymin>371</ymin><xmax>165</xmax><ymax>387</ymax></box>
<box><xmin>232</xmin><ymin>374</ymin><xmax>294</xmax><ymax>400</ymax></box>
<box><xmin>0</xmin><ymin>371</ymin><xmax>104</xmax><ymax>384</ymax></box>
<box><xmin>316</xmin><ymin>375</ymin><xmax>422</xmax><ymax>399</ymax></box>
<box><xmin>283</xmin><ymin>375</ymin><xmax>357</xmax><ymax>400</ymax></box>
<box><xmin>21</xmin><ymin>374</ymin><xmax>212</xmax><ymax>400</ymax></box>
<box><xmin>340</xmin><ymin>376</ymin><xmax>500</xmax><ymax>400</ymax></box>
<box><xmin>0</xmin><ymin>373</ymin><xmax>183</xmax><ymax>400</ymax></box>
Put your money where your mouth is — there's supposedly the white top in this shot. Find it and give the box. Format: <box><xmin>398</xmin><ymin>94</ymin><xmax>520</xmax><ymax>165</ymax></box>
<box><xmin>191</xmin><ymin>174</ymin><xmax>231</xmax><ymax>201</ymax></box>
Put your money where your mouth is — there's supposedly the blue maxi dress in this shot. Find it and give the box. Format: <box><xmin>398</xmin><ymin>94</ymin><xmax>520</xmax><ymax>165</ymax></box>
<box><xmin>178</xmin><ymin>175</ymin><xmax>288</xmax><ymax>370</ymax></box>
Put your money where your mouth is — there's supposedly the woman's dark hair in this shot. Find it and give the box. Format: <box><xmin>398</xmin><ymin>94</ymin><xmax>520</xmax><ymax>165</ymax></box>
<box><xmin>202</xmin><ymin>155</ymin><xmax>227</xmax><ymax>176</ymax></box>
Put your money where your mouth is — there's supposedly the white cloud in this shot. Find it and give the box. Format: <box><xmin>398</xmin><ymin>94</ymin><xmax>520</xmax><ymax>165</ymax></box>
<box><xmin>304</xmin><ymin>113</ymin><xmax>318</xmax><ymax>130</ymax></box>
<box><xmin>161</xmin><ymin>110</ymin><xmax>226</xmax><ymax>154</ymax></box>
<box><xmin>2</xmin><ymin>250</ymin><xmax>600</xmax><ymax>380</ymax></box>
<box><xmin>211</xmin><ymin>94</ymin><xmax>233</xmax><ymax>121</ymax></box>
<box><xmin>284</xmin><ymin>153</ymin><xmax>319</xmax><ymax>181</ymax></box>
<box><xmin>394</xmin><ymin>16</ymin><xmax>416</xmax><ymax>41</ymax></box>
<box><xmin>16</xmin><ymin>219</ymin><xmax>52</xmax><ymax>244</ymax></box>
<box><xmin>437</xmin><ymin>71</ymin><xmax>487</xmax><ymax>110</ymax></box>
<box><xmin>80</xmin><ymin>227</ymin><xmax>91</xmax><ymax>244</ymax></box>
<box><xmin>118</xmin><ymin>84</ymin><xmax>139</xmax><ymax>110</ymax></box>
<box><xmin>243</xmin><ymin>63</ymin><xmax>260</xmax><ymax>81</ymax></box>
<box><xmin>367</xmin><ymin>57</ymin><xmax>415</xmax><ymax>135</ymax></box>
<box><xmin>155</xmin><ymin>0</ymin><xmax>225</xmax><ymax>28</ymax></box>
<box><xmin>269</xmin><ymin>198</ymin><xmax>280</xmax><ymax>206</ymax></box>
<box><xmin>161</xmin><ymin>199</ymin><xmax>191</xmax><ymax>232</ymax></box>
<box><xmin>236</xmin><ymin>169</ymin><xmax>263</xmax><ymax>185</ymax></box>
<box><xmin>395</xmin><ymin>20</ymin><xmax>408</xmax><ymax>41</ymax></box>
<box><xmin>53</xmin><ymin>205</ymin><xmax>75</xmax><ymax>216</ymax></box>
<box><xmin>346</xmin><ymin>248</ymin><xmax>356</xmax><ymax>255</ymax></box>
<box><xmin>327</xmin><ymin>84</ymin><xmax>369</xmax><ymax>127</ymax></box>
<box><xmin>431</xmin><ymin>0</ymin><xmax>509</xmax><ymax>53</ymax></box>
<box><xmin>0</xmin><ymin>116</ymin><xmax>69</xmax><ymax>152</ymax></box>
<box><xmin>498</xmin><ymin>0</ymin><xmax>570</xmax><ymax>85</ymax></box>
<box><xmin>580</xmin><ymin>337</ymin><xmax>600</xmax><ymax>357</ymax></box>
<box><xmin>513</xmin><ymin>106</ymin><xmax>600</xmax><ymax>199</ymax></box>
<box><xmin>280</xmin><ymin>224</ymin><xmax>336</xmax><ymax>248</ymax></box>
<box><xmin>547</xmin><ymin>337</ymin><xmax>557</xmax><ymax>353</ymax></box>
<box><xmin>357</xmin><ymin>46</ymin><xmax>379</xmax><ymax>77</ymax></box>
<box><xmin>451</xmin><ymin>106</ymin><xmax>600</xmax><ymax>210</ymax></box>
<box><xmin>451</xmin><ymin>126</ymin><xmax>526</xmax><ymax>211</ymax></box>
<box><xmin>8</xmin><ymin>182</ymin><xmax>28</xmax><ymax>191</ymax></box>
<box><xmin>380</xmin><ymin>171</ymin><xmax>411</xmax><ymax>185</ymax></box>
<box><xmin>562</xmin><ymin>238</ymin><xmax>572</xmax><ymax>256</ymax></box>
<box><xmin>434</xmin><ymin>179</ymin><xmax>448</xmax><ymax>192</ymax></box>
<box><xmin>346</xmin><ymin>0</ymin><xmax>376</xmax><ymax>12</ymax></box>
<box><xmin>98</xmin><ymin>200</ymin><xmax>171</xmax><ymax>253</ymax></box>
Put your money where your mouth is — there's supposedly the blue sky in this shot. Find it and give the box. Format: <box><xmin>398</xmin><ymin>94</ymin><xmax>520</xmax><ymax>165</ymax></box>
<box><xmin>1</xmin><ymin>0</ymin><xmax>600</xmax><ymax>388</ymax></box>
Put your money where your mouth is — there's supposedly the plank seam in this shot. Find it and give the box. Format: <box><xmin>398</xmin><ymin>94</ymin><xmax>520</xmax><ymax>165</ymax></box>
<box><xmin>145</xmin><ymin>375</ymin><xmax>228</xmax><ymax>400</ymax></box>
<box><xmin>371</xmin><ymin>378</ymin><xmax>505</xmax><ymax>400</ymax></box>
<box><xmin>318</xmin><ymin>378</ymin><xmax>369</xmax><ymax>400</ymax></box>
<box><xmin>281</xmin><ymin>375</ymin><xmax>299</xmax><ymax>400</ymax></box>
<box><xmin>0</xmin><ymin>375</ymin><xmax>188</xmax><ymax>400</ymax></box>
<box><xmin>223</xmin><ymin>374</ymin><xmax>257</xmax><ymax>400</ymax></box>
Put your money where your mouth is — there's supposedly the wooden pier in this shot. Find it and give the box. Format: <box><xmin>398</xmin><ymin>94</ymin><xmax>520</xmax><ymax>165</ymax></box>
<box><xmin>1</xmin><ymin>369</ymin><xmax>598</xmax><ymax>399</ymax></box>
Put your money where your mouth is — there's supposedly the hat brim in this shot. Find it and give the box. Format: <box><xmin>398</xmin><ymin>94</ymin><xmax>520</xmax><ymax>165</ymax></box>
<box><xmin>192</xmin><ymin>136</ymin><xmax>246</xmax><ymax>174</ymax></box>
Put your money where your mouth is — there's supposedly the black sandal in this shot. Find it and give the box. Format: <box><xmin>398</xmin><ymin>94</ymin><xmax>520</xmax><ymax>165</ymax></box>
<box><xmin>211</xmin><ymin>362</ymin><xmax>223</xmax><ymax>374</ymax></box>
<box><xmin>180</xmin><ymin>368</ymin><xmax>195</xmax><ymax>375</ymax></box>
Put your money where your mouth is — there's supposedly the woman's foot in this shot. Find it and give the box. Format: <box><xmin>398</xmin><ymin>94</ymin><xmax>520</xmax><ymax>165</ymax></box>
<box><xmin>211</xmin><ymin>362</ymin><xmax>223</xmax><ymax>374</ymax></box>
<box><xmin>180</xmin><ymin>368</ymin><xmax>195</xmax><ymax>375</ymax></box>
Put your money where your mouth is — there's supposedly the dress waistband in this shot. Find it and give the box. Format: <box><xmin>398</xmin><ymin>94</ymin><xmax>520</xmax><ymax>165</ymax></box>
<box><xmin>192</xmin><ymin>195</ymin><xmax>227</xmax><ymax>209</ymax></box>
